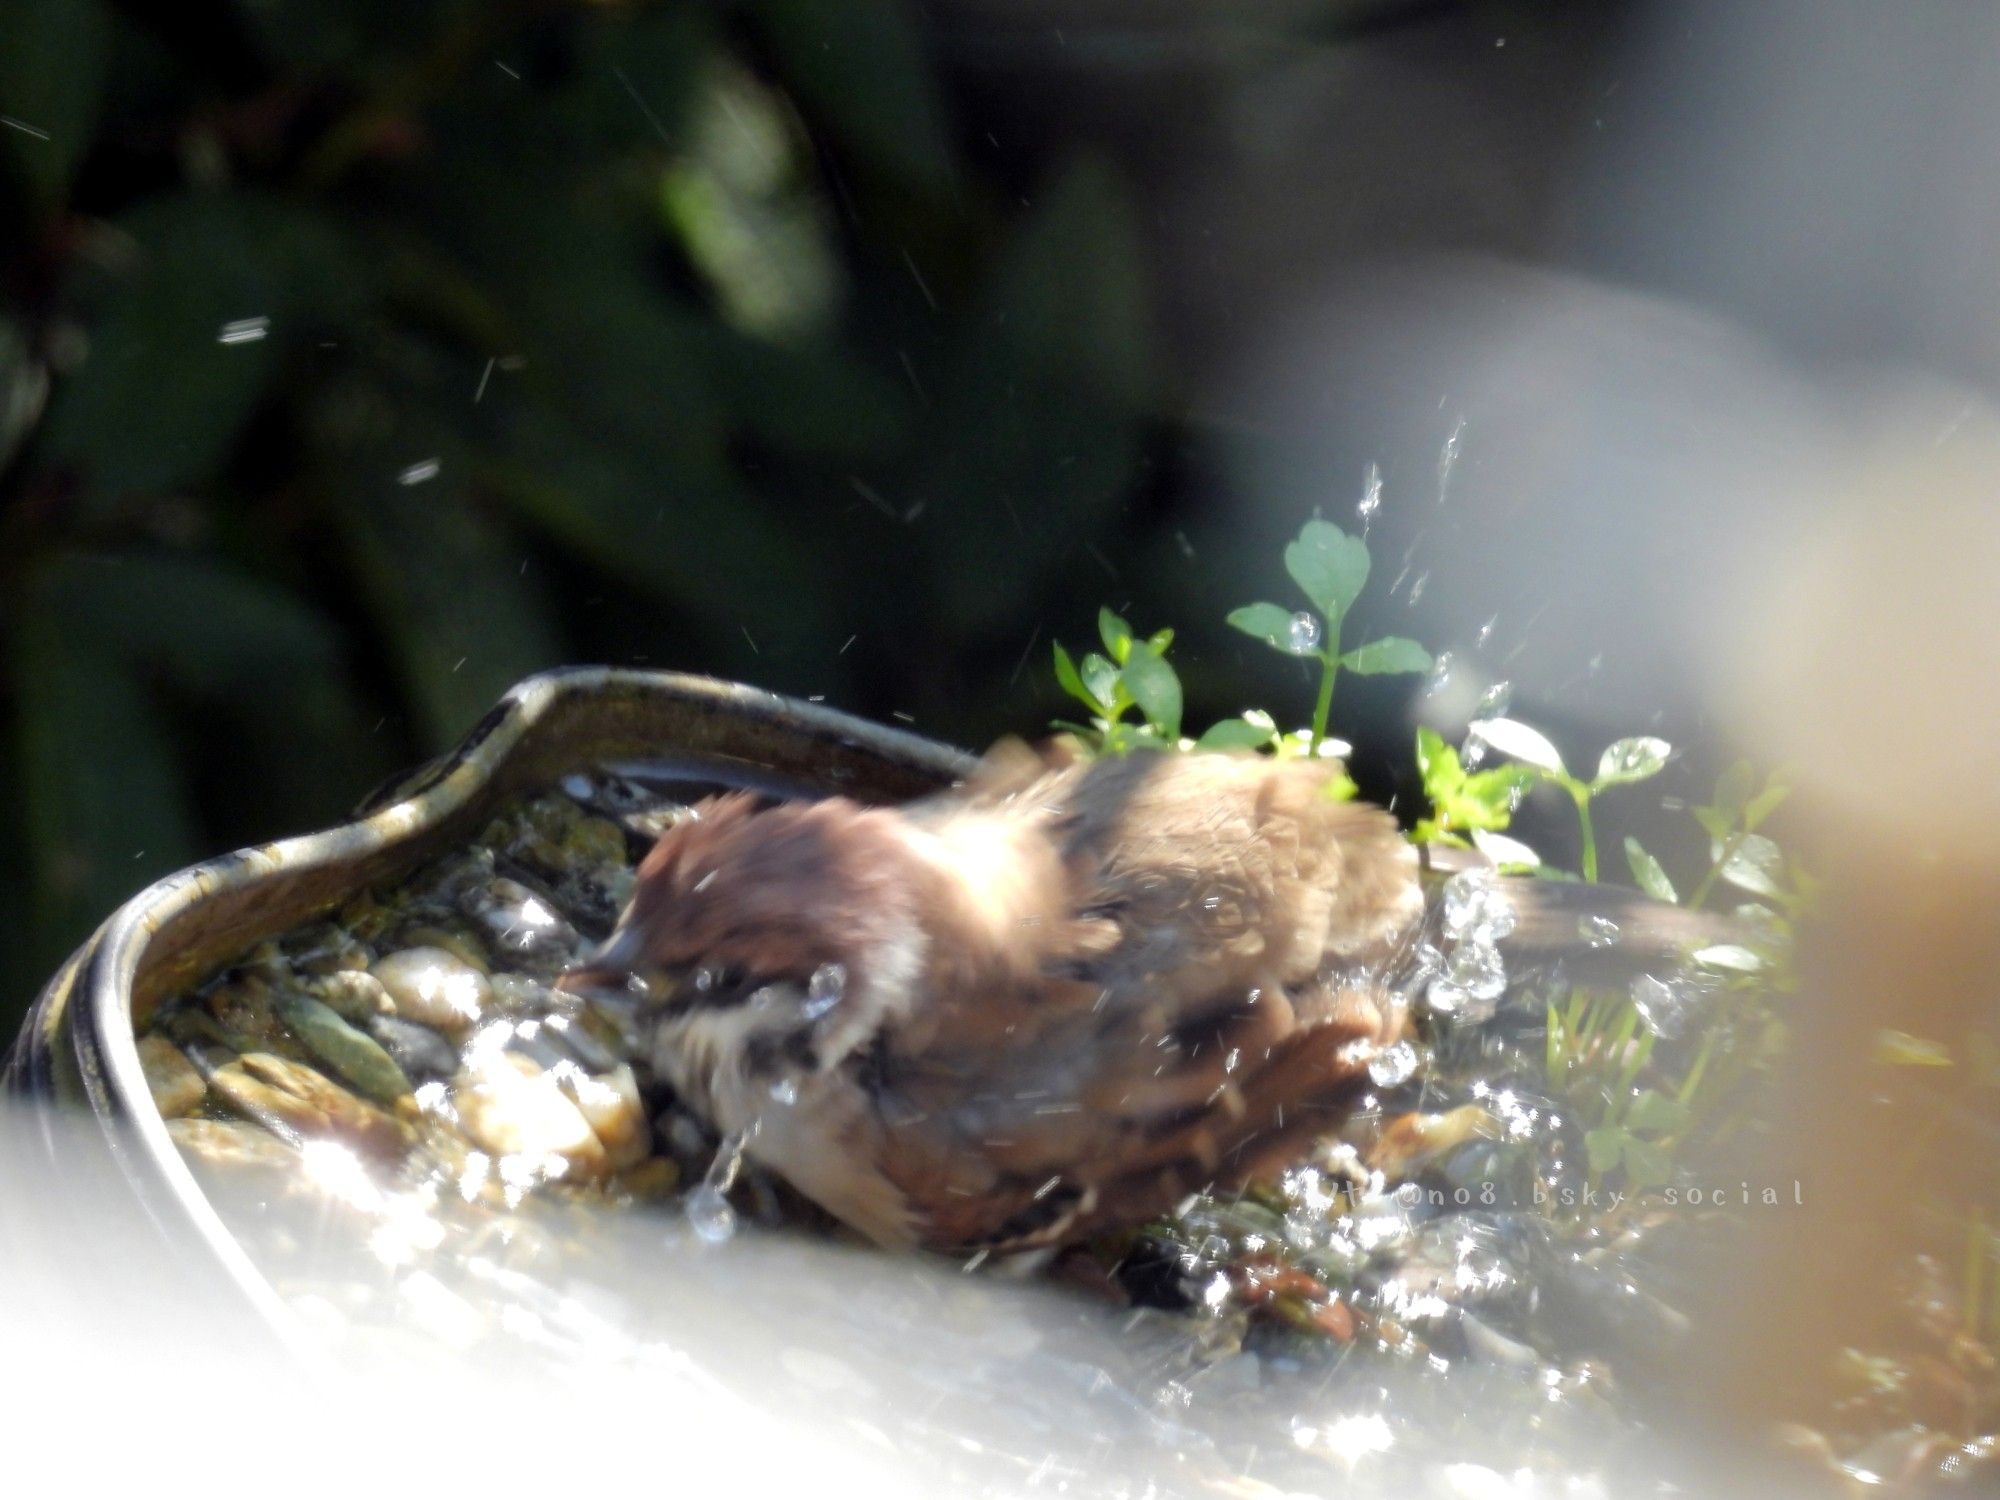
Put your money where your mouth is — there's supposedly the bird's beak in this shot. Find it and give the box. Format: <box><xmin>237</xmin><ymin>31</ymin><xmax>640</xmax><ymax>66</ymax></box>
<box><xmin>555</xmin><ymin>927</ymin><xmax>655</xmax><ymax>998</ymax></box>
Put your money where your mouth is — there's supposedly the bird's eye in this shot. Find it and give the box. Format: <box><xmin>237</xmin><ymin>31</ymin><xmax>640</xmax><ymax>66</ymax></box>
<box><xmin>687</xmin><ymin>963</ymin><xmax>752</xmax><ymax>1007</ymax></box>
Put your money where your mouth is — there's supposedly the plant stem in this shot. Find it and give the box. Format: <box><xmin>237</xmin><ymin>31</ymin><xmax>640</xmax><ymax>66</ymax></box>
<box><xmin>1569</xmin><ymin>781</ymin><xmax>1598</xmax><ymax>882</ymax></box>
<box><xmin>1309</xmin><ymin>635</ymin><xmax>1339</xmax><ymax>756</ymax></box>
<box><xmin>1688</xmin><ymin>827</ymin><xmax>1747</xmax><ymax>910</ymax></box>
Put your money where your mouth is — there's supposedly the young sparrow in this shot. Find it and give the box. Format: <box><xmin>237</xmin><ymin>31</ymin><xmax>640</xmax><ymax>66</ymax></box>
<box><xmin>559</xmin><ymin>743</ymin><xmax>1711</xmax><ymax>1251</ymax></box>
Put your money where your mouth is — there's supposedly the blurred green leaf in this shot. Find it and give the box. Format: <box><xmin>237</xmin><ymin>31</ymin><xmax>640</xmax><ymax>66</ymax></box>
<box><xmin>11</xmin><ymin>569</ymin><xmax>200</xmax><ymax>982</ymax></box>
<box><xmin>1623</xmin><ymin>836</ymin><xmax>1678</xmax><ymax>904</ymax></box>
<box><xmin>1340</xmin><ymin>636</ymin><xmax>1431</xmax><ymax>676</ymax></box>
<box><xmin>662</xmin><ymin>61</ymin><xmax>842</xmax><ymax>339</ymax></box>
<box><xmin>0</xmin><ymin>0</ymin><xmax>110</xmax><ymax>204</ymax></box>
<box><xmin>38</xmin><ymin>195</ymin><xmax>363</xmax><ymax>499</ymax></box>
<box><xmin>743</xmin><ymin>0</ymin><xmax>957</xmax><ymax>191</ymax></box>
<box><xmin>1196</xmin><ymin>718</ymin><xmax>1272</xmax><ymax>750</ymax></box>
<box><xmin>1120</xmin><ymin>641</ymin><xmax>1181</xmax><ymax>739</ymax></box>
<box><xmin>1593</xmin><ymin>736</ymin><xmax>1670</xmax><ymax>790</ymax></box>
<box><xmin>908</xmin><ymin>158</ymin><xmax>1151</xmax><ymax>635</ymax></box>
<box><xmin>1227</xmin><ymin>602</ymin><xmax>1317</xmax><ymax>657</ymax></box>
<box><xmin>1715</xmin><ymin>832</ymin><xmax>1784</xmax><ymax>898</ymax></box>
<box><xmin>1876</xmin><ymin>1029</ymin><xmax>1953</xmax><ymax>1068</ymax></box>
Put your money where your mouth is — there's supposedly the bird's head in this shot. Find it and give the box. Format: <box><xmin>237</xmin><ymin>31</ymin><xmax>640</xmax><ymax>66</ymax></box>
<box><xmin>557</xmin><ymin>792</ymin><xmax>928</xmax><ymax>1026</ymax></box>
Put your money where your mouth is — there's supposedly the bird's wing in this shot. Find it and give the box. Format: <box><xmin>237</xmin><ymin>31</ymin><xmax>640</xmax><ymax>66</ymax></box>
<box><xmin>866</xmin><ymin>750</ymin><xmax>1424</xmax><ymax>1250</ymax></box>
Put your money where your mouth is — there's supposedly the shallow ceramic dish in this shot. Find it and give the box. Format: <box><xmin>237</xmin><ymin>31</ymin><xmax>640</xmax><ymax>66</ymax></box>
<box><xmin>2</xmin><ymin>668</ymin><xmax>971</xmax><ymax>1328</ymax></box>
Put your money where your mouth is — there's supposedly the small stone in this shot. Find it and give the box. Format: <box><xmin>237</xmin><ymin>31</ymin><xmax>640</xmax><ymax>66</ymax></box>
<box><xmin>394</xmin><ymin>923</ymin><xmax>491</xmax><ymax>975</ymax></box>
<box><xmin>211</xmin><ymin>1053</ymin><xmax>411</xmax><ymax>1159</ymax></box>
<box><xmin>452</xmin><ymin>1051</ymin><xmax>610</xmax><ymax>1184</ymax></box>
<box><xmin>274</xmin><ymin>992</ymin><xmax>413</xmax><ymax>1105</ymax></box>
<box><xmin>166</xmin><ymin>1117</ymin><xmax>298</xmax><ymax>1172</ymax></box>
<box><xmin>460</xmin><ymin>878</ymin><xmax>581</xmax><ymax>965</ymax></box>
<box><xmin>136</xmin><ymin>1036</ymin><xmax>207</xmax><ymax>1118</ymax></box>
<box><xmin>363</xmin><ymin>1013</ymin><xmax>460</xmax><ymax>1083</ymax></box>
<box><xmin>204</xmin><ymin>976</ymin><xmax>287</xmax><ymax>1052</ymax></box>
<box><xmin>558</xmin><ymin>1062</ymin><xmax>650</xmax><ymax>1169</ymax></box>
<box><xmin>302</xmin><ymin>969</ymin><xmax>393</xmax><ymax>1023</ymax></box>
<box><xmin>370</xmin><ymin>947</ymin><xmax>490</xmax><ymax>1036</ymax></box>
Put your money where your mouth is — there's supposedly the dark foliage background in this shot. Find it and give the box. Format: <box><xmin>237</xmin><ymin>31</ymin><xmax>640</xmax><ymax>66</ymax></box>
<box><xmin>0</xmin><ymin>0</ymin><xmax>1632</xmax><ymax>1033</ymax></box>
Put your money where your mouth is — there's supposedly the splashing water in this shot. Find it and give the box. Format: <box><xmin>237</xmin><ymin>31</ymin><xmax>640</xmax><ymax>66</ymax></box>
<box><xmin>1441</xmin><ymin>869</ymin><xmax>1517</xmax><ymax>945</ymax></box>
<box><xmin>1437</xmin><ymin>416</ymin><xmax>1466</xmax><ymax>504</ymax></box>
<box><xmin>802</xmin><ymin>962</ymin><xmax>846</xmax><ymax>1020</ymax></box>
<box><xmin>1357</xmin><ymin>462</ymin><xmax>1383</xmax><ymax>528</ymax></box>
<box><xmin>1368</xmin><ymin>1039</ymin><xmax>1422</xmax><ymax>1088</ymax></box>
<box><xmin>1287</xmin><ymin>611</ymin><xmax>1323</xmax><ymax>653</ymax></box>
<box><xmin>1577</xmin><ymin>915</ymin><xmax>1620</xmax><ymax>949</ymax></box>
<box><xmin>687</xmin><ymin>1131</ymin><xmax>747</xmax><ymax>1244</ymax></box>
<box><xmin>1473</xmin><ymin>681</ymin><xmax>1513</xmax><ymax>721</ymax></box>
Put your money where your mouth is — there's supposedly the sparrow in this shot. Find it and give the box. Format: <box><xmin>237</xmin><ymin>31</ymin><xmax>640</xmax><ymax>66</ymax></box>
<box><xmin>558</xmin><ymin>741</ymin><xmax>1724</xmax><ymax>1252</ymax></box>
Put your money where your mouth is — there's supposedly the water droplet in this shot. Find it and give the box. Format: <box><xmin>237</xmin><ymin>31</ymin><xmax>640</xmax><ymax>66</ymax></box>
<box><xmin>686</xmin><ymin>1184</ymin><xmax>737</xmax><ymax>1244</ymax></box>
<box><xmin>1577</xmin><ymin>915</ymin><xmax>1620</xmax><ymax>949</ymax></box>
<box><xmin>802</xmin><ymin>962</ymin><xmax>846</xmax><ymax>1019</ymax></box>
<box><xmin>1425</xmin><ymin>650</ymin><xmax>1457</xmax><ymax>697</ymax></box>
<box><xmin>1629</xmin><ymin>973</ymin><xmax>1693</xmax><ymax>1038</ymax></box>
<box><xmin>1474</xmin><ymin>681</ymin><xmax>1513</xmax><ymax>720</ymax></box>
<box><xmin>1369</xmin><ymin>1040</ymin><xmax>1421</xmax><ymax>1088</ymax></box>
<box><xmin>1287</xmin><ymin>611</ymin><xmax>1323</xmax><ymax>653</ymax></box>
<box><xmin>1444</xmin><ymin>940</ymin><xmax>1506</xmax><ymax>1002</ymax></box>
<box><xmin>1357</xmin><ymin>462</ymin><xmax>1383</xmax><ymax>524</ymax></box>
<box><xmin>1408</xmin><ymin>570</ymin><xmax>1430</xmax><ymax>605</ymax></box>
<box><xmin>217</xmin><ymin>316</ymin><xmax>270</xmax><ymax>345</ymax></box>
<box><xmin>768</xmin><ymin>1077</ymin><xmax>800</xmax><ymax>1106</ymax></box>
<box><xmin>1438</xmin><ymin>416</ymin><xmax>1466</xmax><ymax>503</ymax></box>
<box><xmin>687</xmin><ymin>1131</ymin><xmax>747</xmax><ymax>1243</ymax></box>
<box><xmin>1441</xmin><ymin>869</ymin><xmax>1517</xmax><ymax>944</ymax></box>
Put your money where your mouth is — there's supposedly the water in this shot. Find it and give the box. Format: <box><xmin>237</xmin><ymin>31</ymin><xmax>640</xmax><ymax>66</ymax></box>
<box><xmin>802</xmin><ymin>962</ymin><xmax>846</xmax><ymax>1019</ymax></box>
<box><xmin>1357</xmin><ymin>462</ymin><xmax>1383</xmax><ymax>527</ymax></box>
<box><xmin>1288</xmin><ymin>610</ymin><xmax>1323</xmax><ymax>653</ymax></box>
<box><xmin>1368</xmin><ymin>1039</ymin><xmax>1422</xmax><ymax>1088</ymax></box>
<box><xmin>687</xmin><ymin>1131</ymin><xmax>747</xmax><ymax>1244</ymax></box>
<box><xmin>1577</xmin><ymin>914</ymin><xmax>1621</xmax><ymax>949</ymax></box>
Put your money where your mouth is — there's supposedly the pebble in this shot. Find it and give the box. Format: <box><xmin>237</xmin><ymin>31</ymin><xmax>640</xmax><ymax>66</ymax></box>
<box><xmin>370</xmin><ymin>947</ymin><xmax>491</xmax><ymax>1036</ymax></box>
<box><xmin>210</xmin><ymin>1053</ymin><xmax>411</xmax><ymax>1160</ymax></box>
<box><xmin>274</xmin><ymin>992</ymin><xmax>414</xmax><ymax>1105</ymax></box>
<box><xmin>363</xmin><ymin>1013</ymin><xmax>461</xmax><ymax>1082</ymax></box>
<box><xmin>165</xmin><ymin>1117</ymin><xmax>299</xmax><ymax>1172</ymax></box>
<box><xmin>136</xmin><ymin>1035</ymin><xmax>207</xmax><ymax>1118</ymax></box>
<box><xmin>452</xmin><ymin>1051</ymin><xmax>610</xmax><ymax>1184</ymax></box>
<box><xmin>303</xmin><ymin>969</ymin><xmax>393</xmax><ymax>1024</ymax></box>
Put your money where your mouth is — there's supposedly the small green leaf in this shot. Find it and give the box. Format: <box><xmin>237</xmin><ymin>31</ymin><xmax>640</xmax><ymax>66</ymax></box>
<box><xmin>1875</xmin><ymin>1029</ymin><xmax>1953</xmax><ymax>1068</ymax></box>
<box><xmin>1593</xmin><ymin>736</ymin><xmax>1671</xmax><ymax>790</ymax></box>
<box><xmin>1080</xmin><ymin>652</ymin><xmax>1119</xmax><ymax>708</ymax></box>
<box><xmin>1416</xmin><ymin>725</ymin><xmax>1461</xmax><ymax>795</ymax></box>
<box><xmin>1585</xmin><ymin>1127</ymin><xmax>1626</xmax><ymax>1175</ymax></box>
<box><xmin>1340</xmin><ymin>636</ymin><xmax>1433</xmax><ymax>676</ymax></box>
<box><xmin>1625</xmin><ymin>1090</ymin><xmax>1691</xmax><ymax>1135</ymax></box>
<box><xmin>1692</xmin><ymin>805</ymin><xmax>1733</xmax><ymax>842</ymax></box>
<box><xmin>1470</xmin><ymin>718</ymin><xmax>1566</xmax><ymax>776</ymax></box>
<box><xmin>1717</xmin><ymin>832</ymin><xmax>1784</xmax><ymax>898</ymax></box>
<box><xmin>1052</xmin><ymin>641</ymin><xmax>1092</xmax><ymax>706</ymax></box>
<box><xmin>1693</xmin><ymin>943</ymin><xmax>1766</xmax><ymax>973</ymax></box>
<box><xmin>1227</xmin><ymin>602</ymin><xmax>1318</xmax><ymax>657</ymax></box>
<box><xmin>1149</xmin><ymin>627</ymin><xmax>1175</xmax><ymax>654</ymax></box>
<box><xmin>1283</xmin><ymin>519</ymin><xmax>1370</xmax><ymax>622</ymax></box>
<box><xmin>1623</xmin><ymin>837</ymin><xmax>1679</xmax><ymax>904</ymax></box>
<box><xmin>1459</xmin><ymin>765</ymin><xmax>1535</xmax><ymax>825</ymax></box>
<box><xmin>1098</xmin><ymin>607</ymin><xmax>1133</xmax><ymax>663</ymax></box>
<box><xmin>1471</xmin><ymin>829</ymin><xmax>1540</xmax><ymax>870</ymax></box>
<box><xmin>1119</xmin><ymin>642</ymin><xmax>1182</xmax><ymax>740</ymax></box>
<box><xmin>1743</xmin><ymin>778</ymin><xmax>1792</xmax><ymax>830</ymax></box>
<box><xmin>1714</xmin><ymin>760</ymin><xmax>1756</xmax><ymax>820</ymax></box>
<box><xmin>1196</xmin><ymin>718</ymin><xmax>1273</xmax><ymax>751</ymax></box>
<box><xmin>1621</xmin><ymin>1137</ymin><xmax>1673</xmax><ymax>1190</ymax></box>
